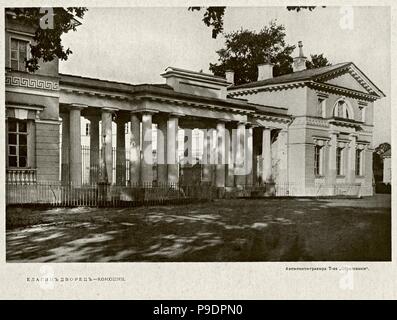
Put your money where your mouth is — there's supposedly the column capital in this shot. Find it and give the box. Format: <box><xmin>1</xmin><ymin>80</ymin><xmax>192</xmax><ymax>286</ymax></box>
<box><xmin>217</xmin><ymin>118</ymin><xmax>232</xmax><ymax>124</ymax></box>
<box><xmin>168</xmin><ymin>112</ymin><xmax>184</xmax><ymax>118</ymax></box>
<box><xmin>142</xmin><ymin>109</ymin><xmax>159</xmax><ymax>115</ymax></box>
<box><xmin>130</xmin><ymin>109</ymin><xmax>158</xmax><ymax>115</ymax></box>
<box><xmin>69</xmin><ymin>103</ymin><xmax>87</xmax><ymax>110</ymax></box>
<box><xmin>102</xmin><ymin>106</ymin><xmax>119</xmax><ymax>113</ymax></box>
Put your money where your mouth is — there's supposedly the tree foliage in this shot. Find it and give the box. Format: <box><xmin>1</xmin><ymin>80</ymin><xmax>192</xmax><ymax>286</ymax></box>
<box><xmin>373</xmin><ymin>142</ymin><xmax>390</xmax><ymax>183</ymax></box>
<box><xmin>306</xmin><ymin>54</ymin><xmax>331</xmax><ymax>69</ymax></box>
<box><xmin>7</xmin><ymin>7</ymin><xmax>87</xmax><ymax>72</ymax></box>
<box><xmin>375</xmin><ymin>142</ymin><xmax>391</xmax><ymax>156</ymax></box>
<box><xmin>191</xmin><ymin>6</ymin><xmax>325</xmax><ymax>39</ymax></box>
<box><xmin>189</xmin><ymin>7</ymin><xmax>225</xmax><ymax>39</ymax></box>
<box><xmin>209</xmin><ymin>22</ymin><xmax>296</xmax><ymax>85</ymax></box>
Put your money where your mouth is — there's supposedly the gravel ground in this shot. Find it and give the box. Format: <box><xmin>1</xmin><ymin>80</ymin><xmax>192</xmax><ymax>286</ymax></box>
<box><xmin>6</xmin><ymin>194</ymin><xmax>391</xmax><ymax>262</ymax></box>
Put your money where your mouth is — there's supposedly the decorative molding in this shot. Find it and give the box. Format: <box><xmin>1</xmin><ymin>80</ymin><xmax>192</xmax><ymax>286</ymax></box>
<box><xmin>358</xmin><ymin>100</ymin><xmax>368</xmax><ymax>106</ymax></box>
<box><xmin>6</xmin><ymin>86</ymin><xmax>59</xmax><ymax>98</ymax></box>
<box><xmin>6</xmin><ymin>28</ymin><xmax>35</xmax><ymax>37</ymax></box>
<box><xmin>6</xmin><ymin>75</ymin><xmax>59</xmax><ymax>91</ymax></box>
<box><xmin>291</xmin><ymin>116</ymin><xmax>329</xmax><ymax>128</ymax></box>
<box><xmin>357</xmin><ymin>143</ymin><xmax>367</xmax><ymax>150</ymax></box>
<box><xmin>228</xmin><ymin>82</ymin><xmax>305</xmax><ymax>97</ymax></box>
<box><xmin>6</xmin><ymin>104</ymin><xmax>44</xmax><ymax>112</ymax></box>
<box><xmin>313</xmin><ymin>64</ymin><xmax>384</xmax><ymax>97</ymax></box>
<box><xmin>252</xmin><ymin>113</ymin><xmax>291</xmax><ymax>124</ymax></box>
<box><xmin>316</xmin><ymin>91</ymin><xmax>329</xmax><ymax>98</ymax></box>
<box><xmin>35</xmin><ymin>119</ymin><xmax>62</xmax><ymax>125</ymax></box>
<box><xmin>313</xmin><ymin>136</ymin><xmax>330</xmax><ymax>146</ymax></box>
<box><xmin>306</xmin><ymin>117</ymin><xmax>329</xmax><ymax>128</ymax></box>
<box><xmin>308</xmin><ymin>81</ymin><xmax>377</xmax><ymax>101</ymax></box>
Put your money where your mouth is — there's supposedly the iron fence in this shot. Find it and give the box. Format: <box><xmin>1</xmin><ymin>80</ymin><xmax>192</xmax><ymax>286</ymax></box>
<box><xmin>5</xmin><ymin>181</ymin><xmax>219</xmax><ymax>207</ymax></box>
<box><xmin>6</xmin><ymin>178</ymin><xmax>371</xmax><ymax>207</ymax></box>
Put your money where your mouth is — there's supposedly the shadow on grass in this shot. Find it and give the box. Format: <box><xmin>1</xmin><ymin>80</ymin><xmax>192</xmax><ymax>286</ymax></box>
<box><xmin>6</xmin><ymin>195</ymin><xmax>391</xmax><ymax>262</ymax></box>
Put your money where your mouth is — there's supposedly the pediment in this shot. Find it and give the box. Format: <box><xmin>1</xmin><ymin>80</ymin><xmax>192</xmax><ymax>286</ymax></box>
<box><xmin>313</xmin><ymin>63</ymin><xmax>385</xmax><ymax>98</ymax></box>
<box><xmin>323</xmin><ymin>72</ymin><xmax>369</xmax><ymax>92</ymax></box>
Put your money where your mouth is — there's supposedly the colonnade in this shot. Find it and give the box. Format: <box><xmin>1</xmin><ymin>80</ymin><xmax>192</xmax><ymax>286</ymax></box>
<box><xmin>60</xmin><ymin>104</ymin><xmax>277</xmax><ymax>188</ymax></box>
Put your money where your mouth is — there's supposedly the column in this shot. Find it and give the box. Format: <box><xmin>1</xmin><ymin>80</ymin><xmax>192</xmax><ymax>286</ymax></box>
<box><xmin>348</xmin><ymin>134</ymin><xmax>357</xmax><ymax>183</ymax></box>
<box><xmin>235</xmin><ymin>122</ymin><xmax>246</xmax><ymax>187</ymax></box>
<box><xmin>86</xmin><ymin>115</ymin><xmax>100</xmax><ymax>185</ymax></box>
<box><xmin>245</xmin><ymin>125</ymin><xmax>253</xmax><ymax>186</ymax></box>
<box><xmin>184</xmin><ymin>128</ymin><xmax>193</xmax><ymax>165</ymax></box>
<box><xmin>216</xmin><ymin>121</ymin><xmax>226</xmax><ymax>187</ymax></box>
<box><xmin>277</xmin><ymin>129</ymin><xmax>288</xmax><ymax>184</ymax></box>
<box><xmin>69</xmin><ymin>104</ymin><xmax>86</xmax><ymax>187</ymax></box>
<box><xmin>157</xmin><ymin>118</ymin><xmax>168</xmax><ymax>185</ymax></box>
<box><xmin>129</xmin><ymin>113</ymin><xmax>141</xmax><ymax>186</ymax></box>
<box><xmin>27</xmin><ymin>121</ymin><xmax>36</xmax><ymax>169</ymax></box>
<box><xmin>202</xmin><ymin>128</ymin><xmax>211</xmax><ymax>183</ymax></box>
<box><xmin>326</xmin><ymin>132</ymin><xmax>337</xmax><ymax>187</ymax></box>
<box><xmin>116</xmin><ymin>116</ymin><xmax>127</xmax><ymax>185</ymax></box>
<box><xmin>261</xmin><ymin>127</ymin><xmax>272</xmax><ymax>183</ymax></box>
<box><xmin>364</xmin><ymin>146</ymin><xmax>374</xmax><ymax>195</ymax></box>
<box><xmin>225</xmin><ymin>125</ymin><xmax>235</xmax><ymax>187</ymax></box>
<box><xmin>141</xmin><ymin>112</ymin><xmax>154</xmax><ymax>185</ymax></box>
<box><xmin>167</xmin><ymin>115</ymin><xmax>179</xmax><ymax>184</ymax></box>
<box><xmin>252</xmin><ymin>128</ymin><xmax>259</xmax><ymax>186</ymax></box>
<box><xmin>60</xmin><ymin>113</ymin><xmax>70</xmax><ymax>184</ymax></box>
<box><xmin>100</xmin><ymin>108</ymin><xmax>115</xmax><ymax>184</ymax></box>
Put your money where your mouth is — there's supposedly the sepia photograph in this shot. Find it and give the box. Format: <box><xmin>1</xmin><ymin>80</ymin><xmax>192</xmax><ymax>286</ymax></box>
<box><xmin>4</xmin><ymin>5</ymin><xmax>391</xmax><ymax>264</ymax></box>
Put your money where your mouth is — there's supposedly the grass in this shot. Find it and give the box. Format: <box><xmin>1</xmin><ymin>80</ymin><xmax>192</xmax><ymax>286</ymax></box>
<box><xmin>6</xmin><ymin>194</ymin><xmax>391</xmax><ymax>262</ymax></box>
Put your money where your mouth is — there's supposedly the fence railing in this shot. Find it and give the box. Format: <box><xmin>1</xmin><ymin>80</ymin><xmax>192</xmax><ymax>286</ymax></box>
<box><xmin>5</xmin><ymin>181</ymin><xmax>219</xmax><ymax>207</ymax></box>
<box><xmin>6</xmin><ymin>180</ymin><xmax>372</xmax><ymax>207</ymax></box>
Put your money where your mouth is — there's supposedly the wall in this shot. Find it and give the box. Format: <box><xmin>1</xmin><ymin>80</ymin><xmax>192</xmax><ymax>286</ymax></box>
<box><xmin>5</xmin><ymin>15</ymin><xmax>61</xmax><ymax>183</ymax></box>
<box><xmin>5</xmin><ymin>16</ymin><xmax>59</xmax><ymax>77</ymax></box>
<box><xmin>238</xmin><ymin>87</ymin><xmax>307</xmax><ymax>116</ymax></box>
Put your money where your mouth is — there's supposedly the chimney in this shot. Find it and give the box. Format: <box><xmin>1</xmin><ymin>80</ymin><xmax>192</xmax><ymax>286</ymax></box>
<box><xmin>257</xmin><ymin>63</ymin><xmax>274</xmax><ymax>81</ymax></box>
<box><xmin>225</xmin><ymin>70</ymin><xmax>234</xmax><ymax>84</ymax></box>
<box><xmin>293</xmin><ymin>41</ymin><xmax>307</xmax><ymax>72</ymax></box>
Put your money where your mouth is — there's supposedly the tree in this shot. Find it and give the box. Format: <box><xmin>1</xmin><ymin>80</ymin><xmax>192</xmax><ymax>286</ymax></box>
<box><xmin>7</xmin><ymin>8</ymin><xmax>87</xmax><ymax>72</ymax></box>
<box><xmin>373</xmin><ymin>142</ymin><xmax>391</xmax><ymax>183</ymax></box>
<box><xmin>375</xmin><ymin>142</ymin><xmax>391</xmax><ymax>156</ymax></box>
<box><xmin>209</xmin><ymin>22</ymin><xmax>296</xmax><ymax>85</ymax></box>
<box><xmin>306</xmin><ymin>54</ymin><xmax>331</xmax><ymax>69</ymax></box>
<box><xmin>189</xmin><ymin>7</ymin><xmax>225</xmax><ymax>39</ymax></box>
<box><xmin>190</xmin><ymin>6</ymin><xmax>325</xmax><ymax>39</ymax></box>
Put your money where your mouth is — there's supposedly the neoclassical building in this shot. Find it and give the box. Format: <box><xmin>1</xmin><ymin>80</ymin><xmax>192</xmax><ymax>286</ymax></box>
<box><xmin>5</xmin><ymin>15</ymin><xmax>385</xmax><ymax>197</ymax></box>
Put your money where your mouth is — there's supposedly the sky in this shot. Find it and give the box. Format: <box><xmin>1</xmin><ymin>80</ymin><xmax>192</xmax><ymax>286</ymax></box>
<box><xmin>60</xmin><ymin>6</ymin><xmax>391</xmax><ymax>146</ymax></box>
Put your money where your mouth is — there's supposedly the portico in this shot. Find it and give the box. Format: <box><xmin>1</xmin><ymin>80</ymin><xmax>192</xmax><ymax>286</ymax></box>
<box><xmin>58</xmin><ymin>68</ymin><xmax>290</xmax><ymax>190</ymax></box>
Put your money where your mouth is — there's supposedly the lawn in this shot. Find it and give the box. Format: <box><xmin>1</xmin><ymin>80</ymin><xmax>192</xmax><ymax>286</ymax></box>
<box><xmin>6</xmin><ymin>195</ymin><xmax>391</xmax><ymax>262</ymax></box>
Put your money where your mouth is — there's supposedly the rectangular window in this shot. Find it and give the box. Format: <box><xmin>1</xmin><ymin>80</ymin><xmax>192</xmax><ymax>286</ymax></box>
<box><xmin>8</xmin><ymin>119</ymin><xmax>28</xmax><ymax>168</ymax></box>
<box><xmin>336</xmin><ymin>147</ymin><xmax>344</xmax><ymax>176</ymax></box>
<box><xmin>10</xmin><ymin>38</ymin><xmax>29</xmax><ymax>71</ymax></box>
<box><xmin>317</xmin><ymin>98</ymin><xmax>326</xmax><ymax>118</ymax></box>
<box><xmin>314</xmin><ymin>145</ymin><xmax>322</xmax><ymax>176</ymax></box>
<box><xmin>355</xmin><ymin>149</ymin><xmax>362</xmax><ymax>176</ymax></box>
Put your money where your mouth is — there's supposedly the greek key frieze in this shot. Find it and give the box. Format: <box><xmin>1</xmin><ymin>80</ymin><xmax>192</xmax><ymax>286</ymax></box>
<box><xmin>5</xmin><ymin>75</ymin><xmax>59</xmax><ymax>91</ymax></box>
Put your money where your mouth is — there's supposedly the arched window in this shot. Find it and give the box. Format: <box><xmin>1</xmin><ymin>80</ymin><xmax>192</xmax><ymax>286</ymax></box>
<box><xmin>333</xmin><ymin>99</ymin><xmax>353</xmax><ymax>119</ymax></box>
